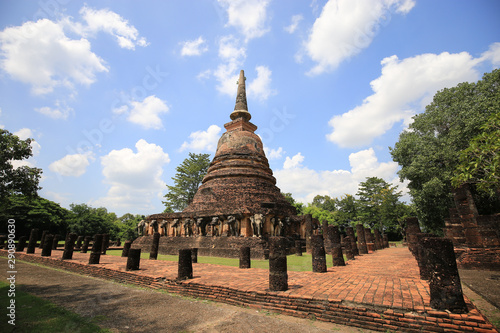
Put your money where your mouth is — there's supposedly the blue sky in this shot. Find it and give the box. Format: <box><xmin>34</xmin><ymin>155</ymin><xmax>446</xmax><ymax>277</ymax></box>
<box><xmin>1</xmin><ymin>0</ymin><xmax>499</xmax><ymax>217</ymax></box>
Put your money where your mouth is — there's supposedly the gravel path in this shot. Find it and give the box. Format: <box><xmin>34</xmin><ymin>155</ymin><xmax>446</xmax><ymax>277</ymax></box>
<box><xmin>3</xmin><ymin>259</ymin><xmax>375</xmax><ymax>333</ymax></box>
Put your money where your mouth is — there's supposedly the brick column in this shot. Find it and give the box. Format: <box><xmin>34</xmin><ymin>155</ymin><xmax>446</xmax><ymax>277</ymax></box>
<box><xmin>178</xmin><ymin>249</ymin><xmax>193</xmax><ymax>280</ymax></box>
<box><xmin>15</xmin><ymin>236</ymin><xmax>27</xmax><ymax>252</ymax></box>
<box><xmin>126</xmin><ymin>248</ymin><xmax>141</xmax><ymax>271</ymax></box>
<box><xmin>122</xmin><ymin>241</ymin><xmax>132</xmax><ymax>257</ymax></box>
<box><xmin>239</xmin><ymin>247</ymin><xmax>251</xmax><ymax>269</ymax></box>
<box><xmin>41</xmin><ymin>234</ymin><xmax>53</xmax><ymax>257</ymax></box>
<box><xmin>62</xmin><ymin>233</ymin><xmax>77</xmax><ymax>260</ymax></box>
<box><xmin>356</xmin><ymin>224</ymin><xmax>368</xmax><ymax>254</ymax></box>
<box><xmin>422</xmin><ymin>238</ymin><xmax>468</xmax><ymax>313</ymax></box>
<box><xmin>304</xmin><ymin>214</ymin><xmax>313</xmax><ymax>254</ymax></box>
<box><xmin>328</xmin><ymin>225</ymin><xmax>345</xmax><ymax>266</ymax></box>
<box><xmin>26</xmin><ymin>228</ymin><xmax>39</xmax><ymax>254</ymax></box>
<box><xmin>149</xmin><ymin>232</ymin><xmax>160</xmax><ymax>260</ymax></box>
<box><xmin>88</xmin><ymin>234</ymin><xmax>103</xmax><ymax>264</ymax></box>
<box><xmin>346</xmin><ymin>226</ymin><xmax>359</xmax><ymax>256</ymax></box>
<box><xmin>269</xmin><ymin>237</ymin><xmax>288</xmax><ymax>291</ymax></box>
<box><xmin>39</xmin><ymin>230</ymin><xmax>48</xmax><ymax>249</ymax></box>
<box><xmin>80</xmin><ymin>236</ymin><xmax>91</xmax><ymax>253</ymax></box>
<box><xmin>312</xmin><ymin>234</ymin><xmax>327</xmax><ymax>273</ymax></box>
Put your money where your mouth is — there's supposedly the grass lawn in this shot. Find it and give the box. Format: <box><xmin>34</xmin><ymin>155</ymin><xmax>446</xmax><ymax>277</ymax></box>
<box><xmin>106</xmin><ymin>249</ymin><xmax>344</xmax><ymax>272</ymax></box>
<box><xmin>0</xmin><ymin>281</ymin><xmax>110</xmax><ymax>333</ymax></box>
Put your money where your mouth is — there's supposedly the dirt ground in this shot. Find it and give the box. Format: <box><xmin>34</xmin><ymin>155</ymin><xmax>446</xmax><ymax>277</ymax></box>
<box><xmin>2</xmin><ymin>259</ymin><xmax>377</xmax><ymax>333</ymax></box>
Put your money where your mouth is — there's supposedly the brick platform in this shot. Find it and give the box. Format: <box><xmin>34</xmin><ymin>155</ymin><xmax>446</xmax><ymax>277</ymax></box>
<box><xmin>2</xmin><ymin>247</ymin><xmax>498</xmax><ymax>333</ymax></box>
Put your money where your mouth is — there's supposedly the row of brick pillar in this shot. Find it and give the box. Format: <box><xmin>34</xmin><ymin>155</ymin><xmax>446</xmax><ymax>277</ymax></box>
<box><xmin>18</xmin><ymin>229</ymin><xmax>113</xmax><ymax>264</ymax></box>
<box><xmin>406</xmin><ymin>218</ymin><xmax>468</xmax><ymax>314</ymax></box>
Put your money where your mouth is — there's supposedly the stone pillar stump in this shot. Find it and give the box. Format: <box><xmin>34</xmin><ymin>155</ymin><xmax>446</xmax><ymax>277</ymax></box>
<box><xmin>178</xmin><ymin>249</ymin><xmax>193</xmax><ymax>280</ymax></box>
<box><xmin>422</xmin><ymin>237</ymin><xmax>468</xmax><ymax>313</ymax></box>
<box><xmin>52</xmin><ymin>234</ymin><xmax>60</xmax><ymax>250</ymax></box>
<box><xmin>16</xmin><ymin>236</ymin><xmax>27</xmax><ymax>252</ymax></box>
<box><xmin>75</xmin><ymin>236</ymin><xmax>84</xmax><ymax>250</ymax></box>
<box><xmin>328</xmin><ymin>225</ymin><xmax>345</xmax><ymax>266</ymax></box>
<box><xmin>269</xmin><ymin>237</ymin><xmax>288</xmax><ymax>291</ymax></box>
<box><xmin>239</xmin><ymin>246</ymin><xmax>251</xmax><ymax>269</ymax></box>
<box><xmin>126</xmin><ymin>248</ymin><xmax>141</xmax><ymax>271</ymax></box>
<box><xmin>312</xmin><ymin>234</ymin><xmax>327</xmax><ymax>273</ymax></box>
<box><xmin>122</xmin><ymin>241</ymin><xmax>132</xmax><ymax>257</ymax></box>
<box><xmin>39</xmin><ymin>230</ymin><xmax>48</xmax><ymax>249</ymax></box>
<box><xmin>62</xmin><ymin>233</ymin><xmax>77</xmax><ymax>260</ymax></box>
<box><xmin>295</xmin><ymin>240</ymin><xmax>302</xmax><ymax>256</ymax></box>
<box><xmin>149</xmin><ymin>232</ymin><xmax>160</xmax><ymax>260</ymax></box>
<box><xmin>191</xmin><ymin>248</ymin><xmax>198</xmax><ymax>264</ymax></box>
<box><xmin>101</xmin><ymin>234</ymin><xmax>110</xmax><ymax>255</ymax></box>
<box><xmin>356</xmin><ymin>224</ymin><xmax>368</xmax><ymax>254</ymax></box>
<box><xmin>88</xmin><ymin>234</ymin><xmax>103</xmax><ymax>265</ymax></box>
<box><xmin>41</xmin><ymin>234</ymin><xmax>54</xmax><ymax>257</ymax></box>
<box><xmin>81</xmin><ymin>236</ymin><xmax>91</xmax><ymax>253</ymax></box>
<box><xmin>346</xmin><ymin>226</ymin><xmax>359</xmax><ymax>256</ymax></box>
<box><xmin>26</xmin><ymin>228</ymin><xmax>39</xmax><ymax>254</ymax></box>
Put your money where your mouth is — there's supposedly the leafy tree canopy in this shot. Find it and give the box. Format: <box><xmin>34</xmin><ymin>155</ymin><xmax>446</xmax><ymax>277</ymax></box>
<box><xmin>282</xmin><ymin>192</ymin><xmax>305</xmax><ymax>214</ymax></box>
<box><xmin>0</xmin><ymin>194</ymin><xmax>71</xmax><ymax>237</ymax></box>
<box><xmin>311</xmin><ymin>194</ymin><xmax>336</xmax><ymax>212</ymax></box>
<box><xmin>66</xmin><ymin>203</ymin><xmax>118</xmax><ymax>238</ymax></box>
<box><xmin>390</xmin><ymin>69</ymin><xmax>500</xmax><ymax>233</ymax></box>
<box><xmin>163</xmin><ymin>153</ymin><xmax>211</xmax><ymax>212</ymax></box>
<box><xmin>452</xmin><ymin>112</ymin><xmax>500</xmax><ymax>197</ymax></box>
<box><xmin>0</xmin><ymin>129</ymin><xmax>42</xmax><ymax>199</ymax></box>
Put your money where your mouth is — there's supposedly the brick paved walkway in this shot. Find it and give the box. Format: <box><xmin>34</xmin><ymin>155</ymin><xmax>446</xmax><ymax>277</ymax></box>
<box><xmin>4</xmin><ymin>247</ymin><xmax>498</xmax><ymax>332</ymax></box>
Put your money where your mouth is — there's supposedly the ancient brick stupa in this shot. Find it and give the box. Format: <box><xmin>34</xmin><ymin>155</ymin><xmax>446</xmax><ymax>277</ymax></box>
<box><xmin>134</xmin><ymin>70</ymin><xmax>303</xmax><ymax>258</ymax></box>
<box><xmin>183</xmin><ymin>69</ymin><xmax>296</xmax><ymax>219</ymax></box>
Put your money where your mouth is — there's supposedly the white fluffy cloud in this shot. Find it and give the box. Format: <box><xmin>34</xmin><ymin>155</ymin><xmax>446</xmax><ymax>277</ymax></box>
<box><xmin>275</xmin><ymin>148</ymin><xmax>402</xmax><ymax>203</ymax></box>
<box><xmin>0</xmin><ymin>18</ymin><xmax>108</xmax><ymax>95</ymax></box>
<box><xmin>96</xmin><ymin>139</ymin><xmax>170</xmax><ymax>211</ymax></box>
<box><xmin>218</xmin><ymin>0</ymin><xmax>270</xmax><ymax>41</ymax></box>
<box><xmin>212</xmin><ymin>35</ymin><xmax>247</xmax><ymax>96</ymax></box>
<box><xmin>481</xmin><ymin>42</ymin><xmax>500</xmax><ymax>66</ymax></box>
<box><xmin>327</xmin><ymin>50</ymin><xmax>485</xmax><ymax>148</ymax></box>
<box><xmin>0</xmin><ymin>6</ymin><xmax>147</xmax><ymax>95</ymax></box>
<box><xmin>35</xmin><ymin>101</ymin><xmax>73</xmax><ymax>120</ymax></box>
<box><xmin>304</xmin><ymin>0</ymin><xmax>415</xmax><ymax>75</ymax></box>
<box><xmin>180</xmin><ymin>36</ymin><xmax>208</xmax><ymax>56</ymax></box>
<box><xmin>283</xmin><ymin>153</ymin><xmax>305</xmax><ymax>169</ymax></box>
<box><xmin>284</xmin><ymin>15</ymin><xmax>303</xmax><ymax>34</ymax></box>
<box><xmin>49</xmin><ymin>152</ymin><xmax>95</xmax><ymax>177</ymax></box>
<box><xmin>125</xmin><ymin>95</ymin><xmax>169</xmax><ymax>130</ymax></box>
<box><xmin>179</xmin><ymin>125</ymin><xmax>222</xmax><ymax>153</ymax></box>
<box><xmin>264</xmin><ymin>146</ymin><xmax>284</xmax><ymax>160</ymax></box>
<box><xmin>247</xmin><ymin>65</ymin><xmax>276</xmax><ymax>101</ymax></box>
<box><xmin>77</xmin><ymin>6</ymin><xmax>149</xmax><ymax>49</ymax></box>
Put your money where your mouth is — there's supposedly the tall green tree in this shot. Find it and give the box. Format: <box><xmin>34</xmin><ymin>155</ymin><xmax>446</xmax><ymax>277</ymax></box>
<box><xmin>334</xmin><ymin>194</ymin><xmax>359</xmax><ymax>226</ymax></box>
<box><xmin>356</xmin><ymin>177</ymin><xmax>402</xmax><ymax>231</ymax></box>
<box><xmin>390</xmin><ymin>69</ymin><xmax>500</xmax><ymax>233</ymax></box>
<box><xmin>0</xmin><ymin>129</ymin><xmax>42</xmax><ymax>199</ymax></box>
<box><xmin>0</xmin><ymin>195</ymin><xmax>70</xmax><ymax>237</ymax></box>
<box><xmin>282</xmin><ymin>192</ymin><xmax>304</xmax><ymax>214</ymax></box>
<box><xmin>311</xmin><ymin>194</ymin><xmax>337</xmax><ymax>212</ymax></box>
<box><xmin>163</xmin><ymin>153</ymin><xmax>211</xmax><ymax>212</ymax></box>
<box><xmin>114</xmin><ymin>213</ymin><xmax>142</xmax><ymax>241</ymax></box>
<box><xmin>66</xmin><ymin>203</ymin><xmax>118</xmax><ymax>238</ymax></box>
<box><xmin>452</xmin><ymin>112</ymin><xmax>500</xmax><ymax>197</ymax></box>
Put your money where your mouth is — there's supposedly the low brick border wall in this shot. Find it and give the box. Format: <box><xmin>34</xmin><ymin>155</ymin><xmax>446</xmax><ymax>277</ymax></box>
<box><xmin>2</xmin><ymin>250</ymin><xmax>497</xmax><ymax>333</ymax></box>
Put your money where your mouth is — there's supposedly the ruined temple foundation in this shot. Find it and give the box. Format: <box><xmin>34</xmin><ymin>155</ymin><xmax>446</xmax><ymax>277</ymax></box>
<box><xmin>132</xmin><ymin>235</ymin><xmax>298</xmax><ymax>260</ymax></box>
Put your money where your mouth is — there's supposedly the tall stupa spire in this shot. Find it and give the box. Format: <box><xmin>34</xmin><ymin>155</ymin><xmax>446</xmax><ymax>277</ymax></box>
<box><xmin>230</xmin><ymin>70</ymin><xmax>251</xmax><ymax>121</ymax></box>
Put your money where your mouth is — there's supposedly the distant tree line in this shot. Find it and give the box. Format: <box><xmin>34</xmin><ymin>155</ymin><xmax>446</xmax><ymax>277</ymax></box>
<box><xmin>283</xmin><ymin>176</ymin><xmax>415</xmax><ymax>240</ymax></box>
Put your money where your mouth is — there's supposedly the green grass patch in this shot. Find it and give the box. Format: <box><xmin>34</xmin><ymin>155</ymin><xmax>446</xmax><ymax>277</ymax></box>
<box><xmin>106</xmin><ymin>249</ymin><xmax>345</xmax><ymax>272</ymax></box>
<box><xmin>0</xmin><ymin>281</ymin><xmax>110</xmax><ymax>333</ymax></box>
